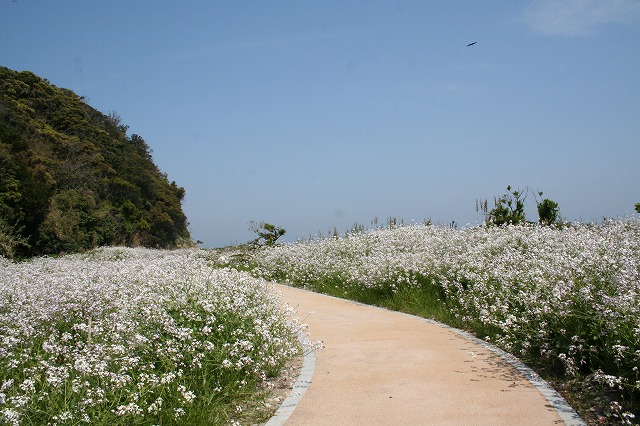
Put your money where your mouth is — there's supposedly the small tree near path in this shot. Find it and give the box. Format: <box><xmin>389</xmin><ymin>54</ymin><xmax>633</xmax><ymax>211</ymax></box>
<box><xmin>249</xmin><ymin>221</ymin><xmax>286</xmax><ymax>247</ymax></box>
<box><xmin>535</xmin><ymin>192</ymin><xmax>560</xmax><ymax>226</ymax></box>
<box><xmin>477</xmin><ymin>186</ymin><xmax>560</xmax><ymax>226</ymax></box>
<box><xmin>477</xmin><ymin>185</ymin><xmax>527</xmax><ymax>226</ymax></box>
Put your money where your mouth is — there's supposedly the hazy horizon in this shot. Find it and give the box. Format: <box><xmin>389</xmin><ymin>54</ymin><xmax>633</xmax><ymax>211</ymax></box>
<box><xmin>2</xmin><ymin>1</ymin><xmax>639</xmax><ymax>247</ymax></box>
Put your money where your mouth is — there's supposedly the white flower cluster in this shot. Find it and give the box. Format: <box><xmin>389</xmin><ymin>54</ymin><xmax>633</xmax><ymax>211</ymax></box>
<box><xmin>0</xmin><ymin>248</ymin><xmax>299</xmax><ymax>425</ymax></box>
<box><xmin>251</xmin><ymin>218</ymin><xmax>640</xmax><ymax>420</ymax></box>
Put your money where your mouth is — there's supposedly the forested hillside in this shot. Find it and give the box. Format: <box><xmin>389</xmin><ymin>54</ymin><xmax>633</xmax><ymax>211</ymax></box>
<box><xmin>0</xmin><ymin>66</ymin><xmax>191</xmax><ymax>257</ymax></box>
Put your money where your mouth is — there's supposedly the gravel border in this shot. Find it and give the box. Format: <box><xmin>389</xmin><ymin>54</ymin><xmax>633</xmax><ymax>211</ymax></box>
<box><xmin>263</xmin><ymin>332</ymin><xmax>317</xmax><ymax>426</ymax></box>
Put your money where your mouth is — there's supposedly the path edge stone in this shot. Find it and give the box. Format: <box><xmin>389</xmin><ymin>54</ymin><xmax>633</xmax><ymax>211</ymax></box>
<box><xmin>263</xmin><ymin>332</ymin><xmax>316</xmax><ymax>426</ymax></box>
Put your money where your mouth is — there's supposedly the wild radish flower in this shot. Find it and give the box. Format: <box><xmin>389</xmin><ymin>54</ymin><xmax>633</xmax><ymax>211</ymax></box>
<box><xmin>147</xmin><ymin>397</ymin><xmax>163</xmax><ymax>414</ymax></box>
<box><xmin>113</xmin><ymin>402</ymin><xmax>143</xmax><ymax>416</ymax></box>
<box><xmin>0</xmin><ymin>247</ymin><xmax>300</xmax><ymax>424</ymax></box>
<box><xmin>249</xmin><ymin>217</ymin><xmax>640</xmax><ymax>419</ymax></box>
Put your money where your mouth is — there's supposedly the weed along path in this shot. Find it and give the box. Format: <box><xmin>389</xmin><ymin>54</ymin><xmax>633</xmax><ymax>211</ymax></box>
<box><xmin>268</xmin><ymin>283</ymin><xmax>585</xmax><ymax>426</ymax></box>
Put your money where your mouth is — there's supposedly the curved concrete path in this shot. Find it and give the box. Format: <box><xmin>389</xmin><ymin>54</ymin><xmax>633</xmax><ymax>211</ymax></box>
<box><xmin>268</xmin><ymin>283</ymin><xmax>584</xmax><ymax>426</ymax></box>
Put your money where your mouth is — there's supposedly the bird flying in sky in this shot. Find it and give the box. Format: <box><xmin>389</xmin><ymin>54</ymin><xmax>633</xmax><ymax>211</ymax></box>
<box><xmin>467</xmin><ymin>41</ymin><xmax>477</xmax><ymax>46</ymax></box>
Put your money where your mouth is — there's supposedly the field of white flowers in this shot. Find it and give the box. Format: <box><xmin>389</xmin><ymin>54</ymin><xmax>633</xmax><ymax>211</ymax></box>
<box><xmin>0</xmin><ymin>248</ymin><xmax>300</xmax><ymax>425</ymax></box>
<box><xmin>248</xmin><ymin>218</ymin><xmax>640</xmax><ymax>424</ymax></box>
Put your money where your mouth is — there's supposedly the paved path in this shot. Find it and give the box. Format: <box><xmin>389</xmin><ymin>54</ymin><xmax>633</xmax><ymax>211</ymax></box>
<box><xmin>267</xmin><ymin>283</ymin><xmax>584</xmax><ymax>426</ymax></box>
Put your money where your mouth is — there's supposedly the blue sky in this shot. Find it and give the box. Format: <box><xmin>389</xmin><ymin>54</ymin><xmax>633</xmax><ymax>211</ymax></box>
<box><xmin>2</xmin><ymin>1</ymin><xmax>639</xmax><ymax>247</ymax></box>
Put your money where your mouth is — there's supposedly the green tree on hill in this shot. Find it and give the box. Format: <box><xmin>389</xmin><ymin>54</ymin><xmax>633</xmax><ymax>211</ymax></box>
<box><xmin>0</xmin><ymin>66</ymin><xmax>191</xmax><ymax>257</ymax></box>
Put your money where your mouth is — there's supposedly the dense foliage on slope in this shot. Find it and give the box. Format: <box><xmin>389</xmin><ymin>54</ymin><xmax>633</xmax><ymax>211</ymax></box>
<box><xmin>0</xmin><ymin>66</ymin><xmax>191</xmax><ymax>257</ymax></box>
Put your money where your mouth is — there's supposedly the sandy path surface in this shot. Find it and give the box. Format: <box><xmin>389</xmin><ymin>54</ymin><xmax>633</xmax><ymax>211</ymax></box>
<box><xmin>269</xmin><ymin>283</ymin><xmax>584</xmax><ymax>426</ymax></box>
